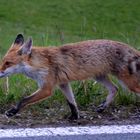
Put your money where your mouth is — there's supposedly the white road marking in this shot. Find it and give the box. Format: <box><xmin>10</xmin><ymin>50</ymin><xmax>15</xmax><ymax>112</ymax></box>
<box><xmin>0</xmin><ymin>125</ymin><xmax>140</xmax><ymax>138</ymax></box>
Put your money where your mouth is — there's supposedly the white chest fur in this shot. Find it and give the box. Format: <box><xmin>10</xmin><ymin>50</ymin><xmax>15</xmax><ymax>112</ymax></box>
<box><xmin>20</xmin><ymin>63</ymin><xmax>48</xmax><ymax>88</ymax></box>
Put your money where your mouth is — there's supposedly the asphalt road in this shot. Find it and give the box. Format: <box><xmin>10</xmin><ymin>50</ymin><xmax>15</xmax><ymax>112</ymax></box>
<box><xmin>0</xmin><ymin>125</ymin><xmax>140</xmax><ymax>140</ymax></box>
<box><xmin>1</xmin><ymin>134</ymin><xmax>140</xmax><ymax>140</ymax></box>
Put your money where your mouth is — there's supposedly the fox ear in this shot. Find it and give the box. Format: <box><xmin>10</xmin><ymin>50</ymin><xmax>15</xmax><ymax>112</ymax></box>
<box><xmin>18</xmin><ymin>38</ymin><xmax>32</xmax><ymax>55</ymax></box>
<box><xmin>14</xmin><ymin>34</ymin><xmax>24</xmax><ymax>45</ymax></box>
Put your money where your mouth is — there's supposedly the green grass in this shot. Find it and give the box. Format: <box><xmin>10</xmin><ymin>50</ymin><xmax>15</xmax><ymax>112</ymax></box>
<box><xmin>0</xmin><ymin>0</ymin><xmax>140</xmax><ymax>111</ymax></box>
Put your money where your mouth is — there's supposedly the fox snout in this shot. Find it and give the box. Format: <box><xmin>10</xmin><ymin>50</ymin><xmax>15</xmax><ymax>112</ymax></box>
<box><xmin>0</xmin><ymin>72</ymin><xmax>6</xmax><ymax>78</ymax></box>
<box><xmin>0</xmin><ymin>65</ymin><xmax>20</xmax><ymax>78</ymax></box>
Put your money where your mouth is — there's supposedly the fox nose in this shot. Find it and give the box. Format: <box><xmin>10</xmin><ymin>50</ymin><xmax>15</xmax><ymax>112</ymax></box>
<box><xmin>0</xmin><ymin>71</ymin><xmax>4</xmax><ymax>73</ymax></box>
<box><xmin>0</xmin><ymin>71</ymin><xmax>5</xmax><ymax>78</ymax></box>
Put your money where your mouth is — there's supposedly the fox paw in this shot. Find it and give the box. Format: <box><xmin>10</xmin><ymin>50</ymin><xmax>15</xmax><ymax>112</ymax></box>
<box><xmin>64</xmin><ymin>113</ymin><xmax>79</xmax><ymax>120</ymax></box>
<box><xmin>5</xmin><ymin>107</ymin><xmax>19</xmax><ymax>117</ymax></box>
<box><xmin>68</xmin><ymin>114</ymin><xmax>79</xmax><ymax>120</ymax></box>
<box><xmin>96</xmin><ymin>101</ymin><xmax>106</xmax><ymax>113</ymax></box>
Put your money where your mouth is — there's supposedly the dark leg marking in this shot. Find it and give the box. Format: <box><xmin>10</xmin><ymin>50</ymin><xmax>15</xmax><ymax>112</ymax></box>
<box><xmin>67</xmin><ymin>100</ymin><xmax>79</xmax><ymax>120</ymax></box>
<box><xmin>96</xmin><ymin>100</ymin><xmax>106</xmax><ymax>113</ymax></box>
<box><xmin>59</xmin><ymin>83</ymin><xmax>79</xmax><ymax>120</ymax></box>
<box><xmin>5</xmin><ymin>97</ymin><xmax>28</xmax><ymax>117</ymax></box>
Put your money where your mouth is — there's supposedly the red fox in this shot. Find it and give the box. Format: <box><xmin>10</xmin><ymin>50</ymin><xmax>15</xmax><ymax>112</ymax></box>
<box><xmin>0</xmin><ymin>34</ymin><xmax>140</xmax><ymax>120</ymax></box>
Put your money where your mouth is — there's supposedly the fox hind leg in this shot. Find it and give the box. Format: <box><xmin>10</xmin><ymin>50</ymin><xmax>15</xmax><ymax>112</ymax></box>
<box><xmin>59</xmin><ymin>83</ymin><xmax>79</xmax><ymax>120</ymax></box>
<box><xmin>95</xmin><ymin>76</ymin><xmax>118</xmax><ymax>113</ymax></box>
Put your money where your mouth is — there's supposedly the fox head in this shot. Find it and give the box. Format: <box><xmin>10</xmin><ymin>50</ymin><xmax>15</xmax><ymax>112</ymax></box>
<box><xmin>0</xmin><ymin>34</ymin><xmax>33</xmax><ymax>78</ymax></box>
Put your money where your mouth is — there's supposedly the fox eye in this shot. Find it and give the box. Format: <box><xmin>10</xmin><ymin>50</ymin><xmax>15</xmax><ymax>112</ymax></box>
<box><xmin>5</xmin><ymin>61</ymin><xmax>13</xmax><ymax>66</ymax></box>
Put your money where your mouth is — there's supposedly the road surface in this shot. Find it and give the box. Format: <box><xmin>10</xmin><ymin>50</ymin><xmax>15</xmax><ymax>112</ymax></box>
<box><xmin>0</xmin><ymin>124</ymin><xmax>140</xmax><ymax>140</ymax></box>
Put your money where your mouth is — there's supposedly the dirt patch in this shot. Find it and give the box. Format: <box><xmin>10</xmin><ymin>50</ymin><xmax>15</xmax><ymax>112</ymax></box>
<box><xmin>0</xmin><ymin>104</ymin><xmax>139</xmax><ymax>129</ymax></box>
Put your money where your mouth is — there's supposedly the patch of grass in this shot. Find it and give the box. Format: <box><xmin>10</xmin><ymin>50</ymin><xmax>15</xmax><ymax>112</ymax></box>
<box><xmin>0</xmin><ymin>0</ymin><xmax>140</xmax><ymax>112</ymax></box>
<box><xmin>72</xmin><ymin>81</ymin><xmax>106</xmax><ymax>106</ymax></box>
<box><xmin>0</xmin><ymin>0</ymin><xmax>140</xmax><ymax>49</ymax></box>
<box><xmin>115</xmin><ymin>88</ymin><xmax>138</xmax><ymax>106</ymax></box>
<box><xmin>0</xmin><ymin>75</ymin><xmax>37</xmax><ymax>106</ymax></box>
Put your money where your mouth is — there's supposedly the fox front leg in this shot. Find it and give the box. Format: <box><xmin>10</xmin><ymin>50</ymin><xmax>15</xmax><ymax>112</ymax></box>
<box><xmin>96</xmin><ymin>76</ymin><xmax>118</xmax><ymax>113</ymax></box>
<box><xmin>59</xmin><ymin>83</ymin><xmax>79</xmax><ymax>120</ymax></box>
<box><xmin>5</xmin><ymin>86</ymin><xmax>53</xmax><ymax>117</ymax></box>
